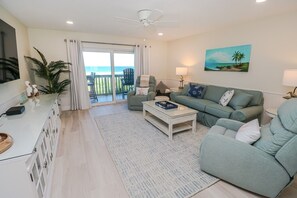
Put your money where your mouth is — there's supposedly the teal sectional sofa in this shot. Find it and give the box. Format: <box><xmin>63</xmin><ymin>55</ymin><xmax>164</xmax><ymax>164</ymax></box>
<box><xmin>170</xmin><ymin>84</ymin><xmax>263</xmax><ymax>127</ymax></box>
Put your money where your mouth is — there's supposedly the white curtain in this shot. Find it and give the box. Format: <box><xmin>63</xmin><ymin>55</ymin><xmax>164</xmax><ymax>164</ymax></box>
<box><xmin>134</xmin><ymin>44</ymin><xmax>151</xmax><ymax>77</ymax></box>
<box><xmin>66</xmin><ymin>39</ymin><xmax>91</xmax><ymax>110</ymax></box>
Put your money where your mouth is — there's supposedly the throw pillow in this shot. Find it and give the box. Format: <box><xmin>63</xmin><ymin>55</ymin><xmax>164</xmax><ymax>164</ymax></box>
<box><xmin>156</xmin><ymin>81</ymin><xmax>169</xmax><ymax>94</ymax></box>
<box><xmin>219</xmin><ymin>90</ymin><xmax>235</xmax><ymax>106</ymax></box>
<box><xmin>235</xmin><ymin>119</ymin><xmax>261</xmax><ymax>144</ymax></box>
<box><xmin>136</xmin><ymin>87</ymin><xmax>149</xmax><ymax>95</ymax></box>
<box><xmin>229</xmin><ymin>91</ymin><xmax>253</xmax><ymax>110</ymax></box>
<box><xmin>187</xmin><ymin>83</ymin><xmax>206</xmax><ymax>99</ymax></box>
<box><xmin>165</xmin><ymin>89</ymin><xmax>171</xmax><ymax>93</ymax></box>
<box><xmin>181</xmin><ymin>84</ymin><xmax>190</xmax><ymax>95</ymax></box>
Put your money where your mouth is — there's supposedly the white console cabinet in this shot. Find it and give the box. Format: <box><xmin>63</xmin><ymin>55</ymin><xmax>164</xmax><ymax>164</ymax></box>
<box><xmin>0</xmin><ymin>94</ymin><xmax>61</xmax><ymax>198</ymax></box>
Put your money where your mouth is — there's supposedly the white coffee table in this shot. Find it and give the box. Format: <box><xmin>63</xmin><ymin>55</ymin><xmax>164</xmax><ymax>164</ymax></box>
<box><xmin>265</xmin><ymin>108</ymin><xmax>277</xmax><ymax>118</ymax></box>
<box><xmin>142</xmin><ymin>100</ymin><xmax>198</xmax><ymax>140</ymax></box>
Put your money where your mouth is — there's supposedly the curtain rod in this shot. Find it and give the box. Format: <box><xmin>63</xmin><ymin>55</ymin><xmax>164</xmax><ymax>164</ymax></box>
<box><xmin>64</xmin><ymin>39</ymin><xmax>136</xmax><ymax>47</ymax></box>
<box><xmin>83</xmin><ymin>40</ymin><xmax>136</xmax><ymax>47</ymax></box>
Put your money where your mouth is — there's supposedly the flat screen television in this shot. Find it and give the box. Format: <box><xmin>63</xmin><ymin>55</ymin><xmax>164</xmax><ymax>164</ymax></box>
<box><xmin>0</xmin><ymin>19</ymin><xmax>20</xmax><ymax>84</ymax></box>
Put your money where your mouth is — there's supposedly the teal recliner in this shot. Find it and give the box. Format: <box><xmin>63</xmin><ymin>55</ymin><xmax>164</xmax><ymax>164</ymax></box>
<box><xmin>200</xmin><ymin>98</ymin><xmax>297</xmax><ymax>198</ymax></box>
<box><xmin>127</xmin><ymin>76</ymin><xmax>156</xmax><ymax>111</ymax></box>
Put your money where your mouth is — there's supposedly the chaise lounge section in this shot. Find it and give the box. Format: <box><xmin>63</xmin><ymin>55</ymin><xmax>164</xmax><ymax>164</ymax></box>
<box><xmin>170</xmin><ymin>83</ymin><xmax>263</xmax><ymax>127</ymax></box>
<box><xmin>199</xmin><ymin>98</ymin><xmax>297</xmax><ymax>197</ymax></box>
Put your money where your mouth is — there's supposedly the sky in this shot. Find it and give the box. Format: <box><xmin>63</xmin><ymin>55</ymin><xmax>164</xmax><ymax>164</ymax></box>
<box><xmin>83</xmin><ymin>52</ymin><xmax>134</xmax><ymax>66</ymax></box>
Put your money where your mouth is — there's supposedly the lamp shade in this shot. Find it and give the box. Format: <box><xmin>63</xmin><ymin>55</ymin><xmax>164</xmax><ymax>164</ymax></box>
<box><xmin>283</xmin><ymin>69</ymin><xmax>297</xmax><ymax>87</ymax></box>
<box><xmin>176</xmin><ymin>67</ymin><xmax>188</xmax><ymax>76</ymax></box>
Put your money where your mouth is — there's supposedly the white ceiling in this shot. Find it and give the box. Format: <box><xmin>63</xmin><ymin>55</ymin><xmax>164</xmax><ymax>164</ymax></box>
<box><xmin>1</xmin><ymin>0</ymin><xmax>297</xmax><ymax>41</ymax></box>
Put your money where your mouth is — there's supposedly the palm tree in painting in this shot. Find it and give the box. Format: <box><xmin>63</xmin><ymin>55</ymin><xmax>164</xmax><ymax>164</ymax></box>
<box><xmin>232</xmin><ymin>51</ymin><xmax>240</xmax><ymax>65</ymax></box>
<box><xmin>232</xmin><ymin>51</ymin><xmax>245</xmax><ymax>66</ymax></box>
<box><xmin>238</xmin><ymin>52</ymin><xmax>245</xmax><ymax>65</ymax></box>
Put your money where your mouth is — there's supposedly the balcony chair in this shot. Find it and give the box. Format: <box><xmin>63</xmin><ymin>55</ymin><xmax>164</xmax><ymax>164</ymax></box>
<box><xmin>199</xmin><ymin>98</ymin><xmax>297</xmax><ymax>198</ymax></box>
<box><xmin>121</xmin><ymin>68</ymin><xmax>134</xmax><ymax>99</ymax></box>
<box><xmin>87</xmin><ymin>72</ymin><xmax>98</xmax><ymax>102</ymax></box>
<box><xmin>127</xmin><ymin>75</ymin><xmax>156</xmax><ymax>111</ymax></box>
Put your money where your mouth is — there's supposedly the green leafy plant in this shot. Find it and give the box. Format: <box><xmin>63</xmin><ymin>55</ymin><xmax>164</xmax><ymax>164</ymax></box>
<box><xmin>232</xmin><ymin>51</ymin><xmax>245</xmax><ymax>66</ymax></box>
<box><xmin>25</xmin><ymin>47</ymin><xmax>71</xmax><ymax>95</ymax></box>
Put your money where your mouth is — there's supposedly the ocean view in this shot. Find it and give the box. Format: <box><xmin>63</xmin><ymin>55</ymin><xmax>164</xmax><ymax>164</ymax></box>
<box><xmin>204</xmin><ymin>63</ymin><xmax>233</xmax><ymax>70</ymax></box>
<box><xmin>85</xmin><ymin>66</ymin><xmax>134</xmax><ymax>74</ymax></box>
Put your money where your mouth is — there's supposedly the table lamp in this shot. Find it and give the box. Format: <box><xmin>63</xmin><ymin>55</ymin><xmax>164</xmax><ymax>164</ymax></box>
<box><xmin>283</xmin><ymin>69</ymin><xmax>297</xmax><ymax>99</ymax></box>
<box><xmin>176</xmin><ymin>67</ymin><xmax>188</xmax><ymax>89</ymax></box>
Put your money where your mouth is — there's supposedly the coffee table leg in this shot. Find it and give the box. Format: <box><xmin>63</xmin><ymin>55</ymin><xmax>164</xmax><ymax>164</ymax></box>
<box><xmin>192</xmin><ymin>119</ymin><xmax>196</xmax><ymax>133</ymax></box>
<box><xmin>169</xmin><ymin>124</ymin><xmax>173</xmax><ymax>140</ymax></box>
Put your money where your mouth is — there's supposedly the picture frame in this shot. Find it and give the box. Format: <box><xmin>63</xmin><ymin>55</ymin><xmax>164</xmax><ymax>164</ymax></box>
<box><xmin>204</xmin><ymin>44</ymin><xmax>251</xmax><ymax>72</ymax></box>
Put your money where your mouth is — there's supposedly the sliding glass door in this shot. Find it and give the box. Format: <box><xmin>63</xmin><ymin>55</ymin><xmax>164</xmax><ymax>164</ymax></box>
<box><xmin>114</xmin><ymin>53</ymin><xmax>135</xmax><ymax>100</ymax></box>
<box><xmin>83</xmin><ymin>49</ymin><xmax>135</xmax><ymax>105</ymax></box>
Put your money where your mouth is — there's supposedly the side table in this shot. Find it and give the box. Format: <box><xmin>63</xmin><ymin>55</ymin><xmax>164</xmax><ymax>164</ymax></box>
<box><xmin>265</xmin><ymin>108</ymin><xmax>277</xmax><ymax>118</ymax></box>
<box><xmin>170</xmin><ymin>87</ymin><xmax>182</xmax><ymax>92</ymax></box>
<box><xmin>155</xmin><ymin>96</ymin><xmax>170</xmax><ymax>101</ymax></box>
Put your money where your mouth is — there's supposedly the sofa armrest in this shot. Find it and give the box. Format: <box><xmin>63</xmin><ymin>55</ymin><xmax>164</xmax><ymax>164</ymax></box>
<box><xmin>147</xmin><ymin>91</ymin><xmax>156</xmax><ymax>100</ymax></box>
<box><xmin>276</xmin><ymin>135</ymin><xmax>297</xmax><ymax>177</ymax></box>
<box><xmin>230</xmin><ymin>106</ymin><xmax>263</xmax><ymax>122</ymax></box>
<box><xmin>200</xmin><ymin>133</ymin><xmax>290</xmax><ymax>198</ymax></box>
<box><xmin>128</xmin><ymin>91</ymin><xmax>155</xmax><ymax>100</ymax></box>
<box><xmin>215</xmin><ymin>118</ymin><xmax>245</xmax><ymax>131</ymax></box>
<box><xmin>127</xmin><ymin>90</ymin><xmax>136</xmax><ymax>97</ymax></box>
<box><xmin>170</xmin><ymin>91</ymin><xmax>182</xmax><ymax>101</ymax></box>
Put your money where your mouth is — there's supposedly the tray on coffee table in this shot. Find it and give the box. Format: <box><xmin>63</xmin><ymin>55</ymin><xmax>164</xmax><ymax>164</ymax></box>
<box><xmin>155</xmin><ymin>101</ymin><xmax>178</xmax><ymax>110</ymax></box>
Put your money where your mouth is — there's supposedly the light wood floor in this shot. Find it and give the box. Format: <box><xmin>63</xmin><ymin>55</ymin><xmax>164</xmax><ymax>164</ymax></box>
<box><xmin>50</xmin><ymin>103</ymin><xmax>297</xmax><ymax>198</ymax></box>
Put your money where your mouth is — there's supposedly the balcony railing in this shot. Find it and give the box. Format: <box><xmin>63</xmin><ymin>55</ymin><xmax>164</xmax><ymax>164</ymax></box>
<box><xmin>87</xmin><ymin>74</ymin><xmax>134</xmax><ymax>96</ymax></box>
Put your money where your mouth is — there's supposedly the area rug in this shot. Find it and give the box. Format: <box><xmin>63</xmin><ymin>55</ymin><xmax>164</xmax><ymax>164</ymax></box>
<box><xmin>95</xmin><ymin>111</ymin><xmax>218</xmax><ymax>198</ymax></box>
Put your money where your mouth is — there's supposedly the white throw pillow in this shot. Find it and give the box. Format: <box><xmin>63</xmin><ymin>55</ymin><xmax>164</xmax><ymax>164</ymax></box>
<box><xmin>235</xmin><ymin>119</ymin><xmax>261</xmax><ymax>144</ymax></box>
<box><xmin>165</xmin><ymin>89</ymin><xmax>171</xmax><ymax>93</ymax></box>
<box><xmin>219</xmin><ymin>90</ymin><xmax>234</xmax><ymax>106</ymax></box>
<box><xmin>136</xmin><ymin>87</ymin><xmax>149</xmax><ymax>95</ymax></box>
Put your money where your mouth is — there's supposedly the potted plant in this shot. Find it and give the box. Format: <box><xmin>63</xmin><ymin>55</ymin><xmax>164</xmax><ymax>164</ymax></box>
<box><xmin>25</xmin><ymin>47</ymin><xmax>71</xmax><ymax>95</ymax></box>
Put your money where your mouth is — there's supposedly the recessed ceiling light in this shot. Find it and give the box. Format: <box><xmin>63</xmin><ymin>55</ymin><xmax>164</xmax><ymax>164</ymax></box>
<box><xmin>256</xmin><ymin>0</ymin><xmax>266</xmax><ymax>3</ymax></box>
<box><xmin>158</xmin><ymin>32</ymin><xmax>164</xmax><ymax>36</ymax></box>
<box><xmin>66</xmin><ymin>21</ymin><xmax>74</xmax><ymax>25</ymax></box>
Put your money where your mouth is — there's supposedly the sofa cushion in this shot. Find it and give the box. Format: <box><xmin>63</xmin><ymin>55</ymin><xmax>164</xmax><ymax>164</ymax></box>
<box><xmin>205</xmin><ymin>103</ymin><xmax>234</xmax><ymax>118</ymax></box>
<box><xmin>129</xmin><ymin>95</ymin><xmax>148</xmax><ymax>106</ymax></box>
<box><xmin>175</xmin><ymin>95</ymin><xmax>215</xmax><ymax>111</ymax></box>
<box><xmin>181</xmin><ymin>84</ymin><xmax>190</xmax><ymax>95</ymax></box>
<box><xmin>277</xmin><ymin>98</ymin><xmax>297</xmax><ymax>133</ymax></box>
<box><xmin>209</xmin><ymin>125</ymin><xmax>237</xmax><ymax>138</ymax></box>
<box><xmin>254</xmin><ymin>117</ymin><xmax>295</xmax><ymax>155</ymax></box>
<box><xmin>187</xmin><ymin>83</ymin><xmax>207</xmax><ymax>99</ymax></box>
<box><xmin>203</xmin><ymin>85</ymin><xmax>227</xmax><ymax>103</ymax></box>
<box><xmin>241</xmin><ymin>89</ymin><xmax>263</xmax><ymax>106</ymax></box>
<box><xmin>228</xmin><ymin>91</ymin><xmax>253</xmax><ymax>110</ymax></box>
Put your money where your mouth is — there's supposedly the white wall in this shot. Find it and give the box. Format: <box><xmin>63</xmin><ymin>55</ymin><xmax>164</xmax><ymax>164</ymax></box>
<box><xmin>167</xmin><ymin>12</ymin><xmax>297</xmax><ymax>114</ymax></box>
<box><xmin>28</xmin><ymin>28</ymin><xmax>168</xmax><ymax>110</ymax></box>
<box><xmin>0</xmin><ymin>6</ymin><xmax>30</xmax><ymax>105</ymax></box>
<box><xmin>6</xmin><ymin>7</ymin><xmax>295</xmax><ymax>114</ymax></box>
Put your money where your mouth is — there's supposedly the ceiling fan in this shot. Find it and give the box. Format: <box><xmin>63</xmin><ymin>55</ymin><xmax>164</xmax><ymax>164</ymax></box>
<box><xmin>115</xmin><ymin>9</ymin><xmax>178</xmax><ymax>32</ymax></box>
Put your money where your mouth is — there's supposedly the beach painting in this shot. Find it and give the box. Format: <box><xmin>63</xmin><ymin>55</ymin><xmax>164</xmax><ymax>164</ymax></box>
<box><xmin>204</xmin><ymin>44</ymin><xmax>251</xmax><ymax>72</ymax></box>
